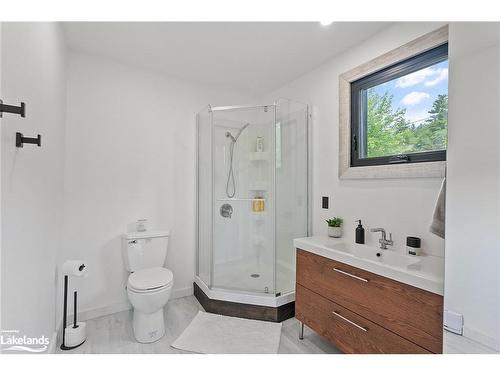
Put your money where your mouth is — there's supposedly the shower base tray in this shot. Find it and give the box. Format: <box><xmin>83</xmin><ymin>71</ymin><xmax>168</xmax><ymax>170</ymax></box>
<box><xmin>193</xmin><ymin>282</ymin><xmax>295</xmax><ymax>323</ymax></box>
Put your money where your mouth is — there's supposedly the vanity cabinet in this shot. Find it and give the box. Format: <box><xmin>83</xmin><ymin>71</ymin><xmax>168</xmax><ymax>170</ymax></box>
<box><xmin>295</xmin><ymin>249</ymin><xmax>443</xmax><ymax>354</ymax></box>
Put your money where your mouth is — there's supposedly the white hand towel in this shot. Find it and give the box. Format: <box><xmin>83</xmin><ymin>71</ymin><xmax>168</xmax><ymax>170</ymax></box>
<box><xmin>430</xmin><ymin>178</ymin><xmax>446</xmax><ymax>239</ymax></box>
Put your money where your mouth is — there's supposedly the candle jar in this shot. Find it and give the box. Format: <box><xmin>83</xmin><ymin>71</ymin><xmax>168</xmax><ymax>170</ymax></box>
<box><xmin>406</xmin><ymin>236</ymin><xmax>421</xmax><ymax>256</ymax></box>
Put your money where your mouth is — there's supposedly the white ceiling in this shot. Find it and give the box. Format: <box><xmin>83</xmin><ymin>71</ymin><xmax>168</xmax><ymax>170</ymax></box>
<box><xmin>63</xmin><ymin>22</ymin><xmax>392</xmax><ymax>95</ymax></box>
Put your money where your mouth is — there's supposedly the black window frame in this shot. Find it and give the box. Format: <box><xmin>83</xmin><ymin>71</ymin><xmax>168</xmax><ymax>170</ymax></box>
<box><xmin>350</xmin><ymin>43</ymin><xmax>448</xmax><ymax>167</ymax></box>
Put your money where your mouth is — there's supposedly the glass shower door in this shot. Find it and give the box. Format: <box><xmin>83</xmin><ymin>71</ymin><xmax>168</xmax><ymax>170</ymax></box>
<box><xmin>196</xmin><ymin>107</ymin><xmax>212</xmax><ymax>287</ymax></box>
<box><xmin>275</xmin><ymin>99</ymin><xmax>309</xmax><ymax>296</ymax></box>
<box><xmin>211</xmin><ymin>105</ymin><xmax>276</xmax><ymax>295</ymax></box>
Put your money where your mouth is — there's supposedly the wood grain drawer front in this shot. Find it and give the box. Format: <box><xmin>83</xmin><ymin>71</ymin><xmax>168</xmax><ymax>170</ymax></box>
<box><xmin>296</xmin><ymin>249</ymin><xmax>443</xmax><ymax>353</ymax></box>
<box><xmin>296</xmin><ymin>284</ymin><xmax>430</xmax><ymax>354</ymax></box>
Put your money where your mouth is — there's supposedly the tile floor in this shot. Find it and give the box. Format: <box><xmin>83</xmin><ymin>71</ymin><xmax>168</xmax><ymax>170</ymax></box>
<box><xmin>443</xmin><ymin>330</ymin><xmax>499</xmax><ymax>354</ymax></box>
<box><xmin>56</xmin><ymin>295</ymin><xmax>498</xmax><ymax>354</ymax></box>
<box><xmin>56</xmin><ymin>295</ymin><xmax>340</xmax><ymax>354</ymax></box>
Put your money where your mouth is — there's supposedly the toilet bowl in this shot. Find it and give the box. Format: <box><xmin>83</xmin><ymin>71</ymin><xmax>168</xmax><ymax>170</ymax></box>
<box><xmin>127</xmin><ymin>267</ymin><xmax>173</xmax><ymax>343</ymax></box>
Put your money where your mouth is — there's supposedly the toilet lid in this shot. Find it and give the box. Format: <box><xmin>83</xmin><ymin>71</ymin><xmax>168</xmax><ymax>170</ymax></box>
<box><xmin>128</xmin><ymin>267</ymin><xmax>173</xmax><ymax>291</ymax></box>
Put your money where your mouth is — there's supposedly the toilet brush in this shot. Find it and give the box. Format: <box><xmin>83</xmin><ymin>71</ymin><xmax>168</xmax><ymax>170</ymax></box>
<box><xmin>73</xmin><ymin>291</ymin><xmax>78</xmax><ymax>328</ymax></box>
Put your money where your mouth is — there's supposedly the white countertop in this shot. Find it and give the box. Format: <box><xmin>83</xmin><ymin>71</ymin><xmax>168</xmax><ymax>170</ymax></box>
<box><xmin>294</xmin><ymin>236</ymin><xmax>444</xmax><ymax>295</ymax></box>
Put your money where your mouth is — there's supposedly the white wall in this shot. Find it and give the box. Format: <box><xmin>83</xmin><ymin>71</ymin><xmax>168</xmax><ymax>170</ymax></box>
<box><xmin>62</xmin><ymin>51</ymin><xmax>248</xmax><ymax>317</ymax></box>
<box><xmin>0</xmin><ymin>22</ymin><xmax>3</xmax><ymax>334</ymax></box>
<box><xmin>259</xmin><ymin>22</ymin><xmax>446</xmax><ymax>258</ymax></box>
<box><xmin>1</xmin><ymin>23</ymin><xmax>67</xmax><ymax>347</ymax></box>
<box><xmin>445</xmin><ymin>23</ymin><xmax>500</xmax><ymax>350</ymax></box>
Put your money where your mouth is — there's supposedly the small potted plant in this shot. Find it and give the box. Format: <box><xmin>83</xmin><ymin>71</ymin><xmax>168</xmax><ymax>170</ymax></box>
<box><xmin>326</xmin><ymin>217</ymin><xmax>343</xmax><ymax>238</ymax></box>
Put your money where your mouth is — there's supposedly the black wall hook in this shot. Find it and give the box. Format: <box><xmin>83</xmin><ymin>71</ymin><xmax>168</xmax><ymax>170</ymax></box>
<box><xmin>16</xmin><ymin>132</ymin><xmax>41</xmax><ymax>148</ymax></box>
<box><xmin>0</xmin><ymin>100</ymin><xmax>25</xmax><ymax>118</ymax></box>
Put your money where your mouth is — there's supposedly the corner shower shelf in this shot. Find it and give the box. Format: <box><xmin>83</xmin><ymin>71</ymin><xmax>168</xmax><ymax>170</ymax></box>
<box><xmin>249</xmin><ymin>151</ymin><xmax>269</xmax><ymax>161</ymax></box>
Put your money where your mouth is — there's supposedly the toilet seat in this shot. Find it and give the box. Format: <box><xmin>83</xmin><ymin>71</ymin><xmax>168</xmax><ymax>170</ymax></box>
<box><xmin>127</xmin><ymin>267</ymin><xmax>173</xmax><ymax>292</ymax></box>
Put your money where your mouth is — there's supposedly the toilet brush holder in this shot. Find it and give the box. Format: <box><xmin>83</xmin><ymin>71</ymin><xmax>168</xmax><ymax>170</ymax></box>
<box><xmin>61</xmin><ymin>285</ymin><xmax>87</xmax><ymax>350</ymax></box>
<box><xmin>62</xmin><ymin>291</ymin><xmax>86</xmax><ymax>349</ymax></box>
<box><xmin>64</xmin><ymin>322</ymin><xmax>86</xmax><ymax>348</ymax></box>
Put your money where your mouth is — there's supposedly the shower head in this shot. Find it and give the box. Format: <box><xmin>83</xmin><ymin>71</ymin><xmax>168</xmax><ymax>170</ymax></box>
<box><xmin>226</xmin><ymin>122</ymin><xmax>250</xmax><ymax>143</ymax></box>
<box><xmin>225</xmin><ymin>131</ymin><xmax>237</xmax><ymax>142</ymax></box>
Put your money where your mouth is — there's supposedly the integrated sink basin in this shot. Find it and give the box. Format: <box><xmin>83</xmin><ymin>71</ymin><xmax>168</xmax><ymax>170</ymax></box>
<box><xmin>294</xmin><ymin>236</ymin><xmax>444</xmax><ymax>295</ymax></box>
<box><xmin>324</xmin><ymin>241</ymin><xmax>419</xmax><ymax>268</ymax></box>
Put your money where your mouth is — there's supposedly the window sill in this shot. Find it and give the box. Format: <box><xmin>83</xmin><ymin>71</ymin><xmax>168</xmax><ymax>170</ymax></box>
<box><xmin>339</xmin><ymin>160</ymin><xmax>446</xmax><ymax>180</ymax></box>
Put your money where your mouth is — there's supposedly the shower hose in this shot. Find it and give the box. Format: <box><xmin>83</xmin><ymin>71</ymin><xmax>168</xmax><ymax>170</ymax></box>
<box><xmin>226</xmin><ymin>140</ymin><xmax>237</xmax><ymax>198</ymax></box>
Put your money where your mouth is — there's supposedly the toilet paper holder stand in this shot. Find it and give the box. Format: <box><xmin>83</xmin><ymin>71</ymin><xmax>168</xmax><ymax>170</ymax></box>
<box><xmin>60</xmin><ymin>262</ymin><xmax>87</xmax><ymax>350</ymax></box>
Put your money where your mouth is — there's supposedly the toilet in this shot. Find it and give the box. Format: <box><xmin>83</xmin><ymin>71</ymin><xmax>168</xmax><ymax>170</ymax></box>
<box><xmin>123</xmin><ymin>230</ymin><xmax>173</xmax><ymax>343</ymax></box>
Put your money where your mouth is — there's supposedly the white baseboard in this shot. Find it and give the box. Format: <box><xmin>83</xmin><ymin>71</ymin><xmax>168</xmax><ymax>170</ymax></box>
<box><xmin>463</xmin><ymin>326</ymin><xmax>500</xmax><ymax>352</ymax></box>
<box><xmin>171</xmin><ymin>286</ymin><xmax>194</xmax><ymax>300</ymax></box>
<box><xmin>71</xmin><ymin>301</ymin><xmax>132</xmax><ymax>323</ymax></box>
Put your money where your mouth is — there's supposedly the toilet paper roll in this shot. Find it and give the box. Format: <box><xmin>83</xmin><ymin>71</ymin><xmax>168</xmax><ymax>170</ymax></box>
<box><xmin>62</xmin><ymin>260</ymin><xmax>88</xmax><ymax>277</ymax></box>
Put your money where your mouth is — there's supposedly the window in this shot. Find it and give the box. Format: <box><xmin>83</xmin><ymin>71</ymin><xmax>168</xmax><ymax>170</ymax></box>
<box><xmin>351</xmin><ymin>43</ymin><xmax>448</xmax><ymax>167</ymax></box>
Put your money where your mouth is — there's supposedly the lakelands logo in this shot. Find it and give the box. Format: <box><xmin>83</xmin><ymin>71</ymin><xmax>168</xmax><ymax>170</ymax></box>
<box><xmin>1</xmin><ymin>330</ymin><xmax>50</xmax><ymax>353</ymax></box>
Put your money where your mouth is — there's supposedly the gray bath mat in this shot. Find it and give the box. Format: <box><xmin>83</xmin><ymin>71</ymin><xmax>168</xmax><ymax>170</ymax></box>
<box><xmin>171</xmin><ymin>311</ymin><xmax>282</xmax><ymax>354</ymax></box>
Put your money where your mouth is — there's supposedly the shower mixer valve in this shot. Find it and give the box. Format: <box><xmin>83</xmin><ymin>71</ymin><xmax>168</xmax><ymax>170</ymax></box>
<box><xmin>220</xmin><ymin>204</ymin><xmax>233</xmax><ymax>218</ymax></box>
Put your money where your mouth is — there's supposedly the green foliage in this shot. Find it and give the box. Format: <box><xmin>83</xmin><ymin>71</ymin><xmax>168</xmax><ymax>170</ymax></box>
<box><xmin>365</xmin><ymin>90</ymin><xmax>448</xmax><ymax>158</ymax></box>
<box><xmin>326</xmin><ymin>217</ymin><xmax>343</xmax><ymax>227</ymax></box>
<box><xmin>413</xmin><ymin>94</ymin><xmax>448</xmax><ymax>152</ymax></box>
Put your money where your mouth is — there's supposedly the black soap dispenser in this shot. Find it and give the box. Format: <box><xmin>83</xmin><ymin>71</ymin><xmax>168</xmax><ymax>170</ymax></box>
<box><xmin>355</xmin><ymin>220</ymin><xmax>365</xmax><ymax>244</ymax></box>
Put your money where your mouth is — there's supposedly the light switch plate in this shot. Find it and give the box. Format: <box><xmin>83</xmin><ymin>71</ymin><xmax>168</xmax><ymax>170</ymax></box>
<box><xmin>322</xmin><ymin>196</ymin><xmax>329</xmax><ymax>209</ymax></box>
<box><xmin>444</xmin><ymin>310</ymin><xmax>464</xmax><ymax>335</ymax></box>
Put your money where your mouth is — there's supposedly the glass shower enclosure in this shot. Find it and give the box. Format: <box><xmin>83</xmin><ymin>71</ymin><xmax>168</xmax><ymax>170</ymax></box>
<box><xmin>196</xmin><ymin>98</ymin><xmax>309</xmax><ymax>307</ymax></box>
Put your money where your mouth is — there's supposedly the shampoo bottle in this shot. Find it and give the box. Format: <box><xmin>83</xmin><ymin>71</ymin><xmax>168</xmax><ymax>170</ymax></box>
<box><xmin>256</xmin><ymin>137</ymin><xmax>264</xmax><ymax>152</ymax></box>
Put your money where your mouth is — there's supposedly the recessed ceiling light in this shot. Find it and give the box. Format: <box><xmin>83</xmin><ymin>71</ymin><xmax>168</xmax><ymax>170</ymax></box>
<box><xmin>319</xmin><ymin>21</ymin><xmax>333</xmax><ymax>26</ymax></box>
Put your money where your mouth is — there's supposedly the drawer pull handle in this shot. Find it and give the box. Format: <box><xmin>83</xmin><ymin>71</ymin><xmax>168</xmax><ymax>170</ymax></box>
<box><xmin>332</xmin><ymin>311</ymin><xmax>368</xmax><ymax>332</ymax></box>
<box><xmin>333</xmin><ymin>268</ymin><xmax>368</xmax><ymax>283</ymax></box>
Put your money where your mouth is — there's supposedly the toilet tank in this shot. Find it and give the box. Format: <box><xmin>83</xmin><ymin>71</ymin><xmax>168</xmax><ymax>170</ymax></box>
<box><xmin>122</xmin><ymin>230</ymin><xmax>170</xmax><ymax>272</ymax></box>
